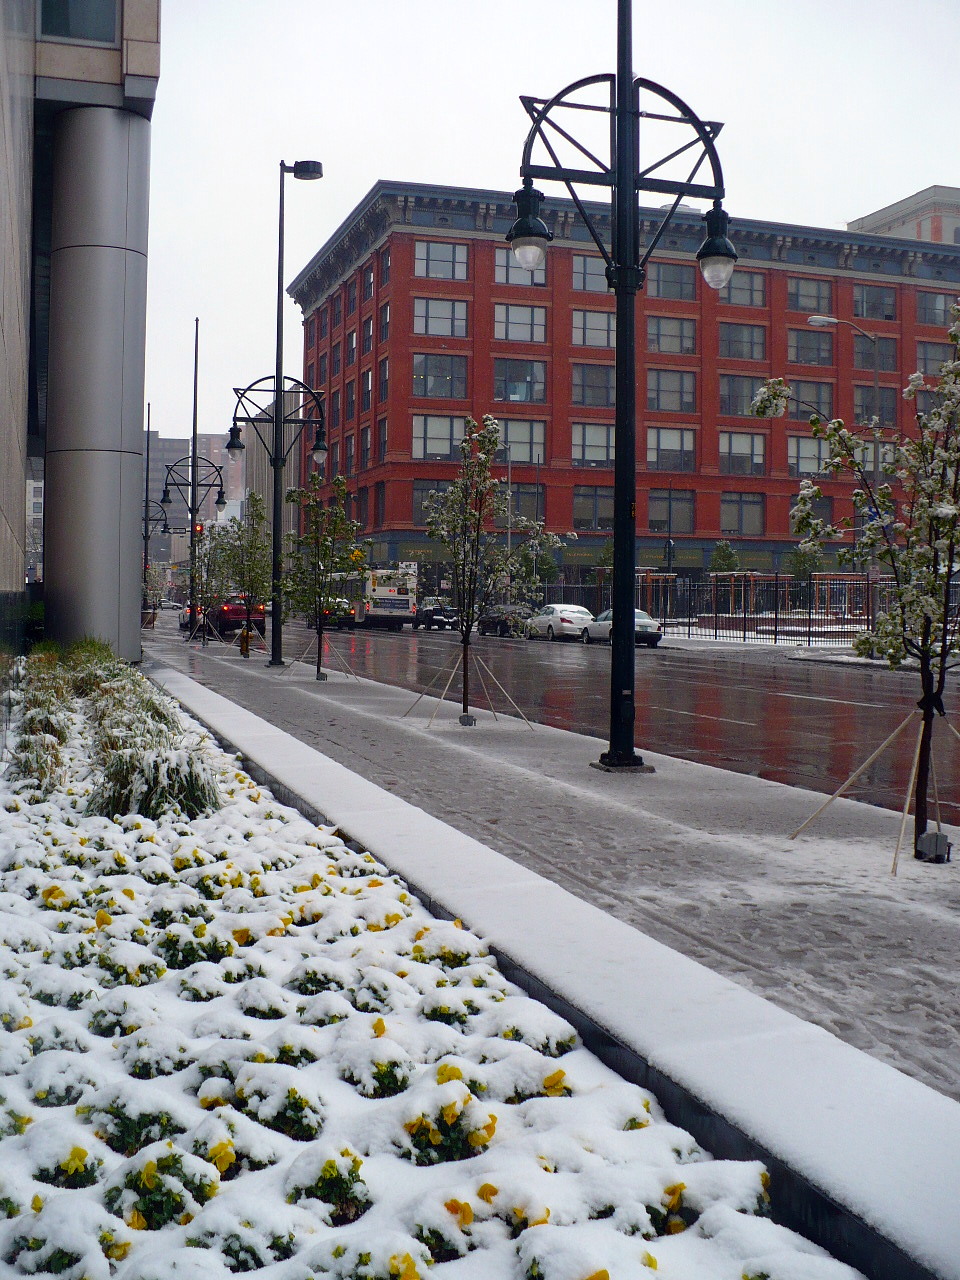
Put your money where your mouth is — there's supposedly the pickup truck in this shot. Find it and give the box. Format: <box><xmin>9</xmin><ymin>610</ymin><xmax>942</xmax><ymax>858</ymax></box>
<box><xmin>412</xmin><ymin>597</ymin><xmax>458</xmax><ymax>631</ymax></box>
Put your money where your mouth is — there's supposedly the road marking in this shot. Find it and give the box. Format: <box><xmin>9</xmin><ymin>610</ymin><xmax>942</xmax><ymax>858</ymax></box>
<box><xmin>658</xmin><ymin>671</ymin><xmax>891</xmax><ymax>711</ymax></box>
<box><xmin>645</xmin><ymin>704</ymin><xmax>755</xmax><ymax>726</ymax></box>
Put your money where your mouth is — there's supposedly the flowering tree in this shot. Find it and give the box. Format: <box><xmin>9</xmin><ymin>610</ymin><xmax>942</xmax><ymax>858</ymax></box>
<box><xmin>752</xmin><ymin>314</ymin><xmax>960</xmax><ymax>850</ymax></box>
<box><xmin>219</xmin><ymin>491</ymin><xmax>272</xmax><ymax>638</ymax></box>
<box><xmin>285</xmin><ymin>474</ymin><xmax>366</xmax><ymax>680</ymax></box>
<box><xmin>424</xmin><ymin>415</ymin><xmax>559</xmax><ymax>716</ymax></box>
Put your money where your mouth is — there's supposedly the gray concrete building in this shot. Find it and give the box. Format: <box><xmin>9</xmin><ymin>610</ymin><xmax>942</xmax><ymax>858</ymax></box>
<box><xmin>0</xmin><ymin>0</ymin><xmax>160</xmax><ymax>659</ymax></box>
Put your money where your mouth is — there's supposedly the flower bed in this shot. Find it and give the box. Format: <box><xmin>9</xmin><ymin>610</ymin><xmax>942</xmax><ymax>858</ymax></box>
<box><xmin>0</xmin><ymin>647</ymin><xmax>863</xmax><ymax>1279</ymax></box>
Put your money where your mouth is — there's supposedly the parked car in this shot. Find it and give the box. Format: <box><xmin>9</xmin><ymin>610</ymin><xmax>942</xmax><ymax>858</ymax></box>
<box><xmin>320</xmin><ymin>598</ymin><xmax>357</xmax><ymax>630</ymax></box>
<box><xmin>525</xmin><ymin>603</ymin><xmax>595</xmax><ymax>640</ymax></box>
<box><xmin>477</xmin><ymin>603</ymin><xmax>533</xmax><ymax>637</ymax></box>
<box><xmin>207</xmin><ymin>596</ymin><xmax>267</xmax><ymax>637</ymax></box>
<box><xmin>412</xmin><ymin>596</ymin><xmax>458</xmax><ymax>630</ymax></box>
<box><xmin>581</xmin><ymin>608</ymin><xmax>663</xmax><ymax>647</ymax></box>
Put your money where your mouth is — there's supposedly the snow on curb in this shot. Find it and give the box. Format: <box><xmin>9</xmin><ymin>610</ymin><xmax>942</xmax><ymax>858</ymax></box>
<box><xmin>152</xmin><ymin>665</ymin><xmax>960</xmax><ymax>1280</ymax></box>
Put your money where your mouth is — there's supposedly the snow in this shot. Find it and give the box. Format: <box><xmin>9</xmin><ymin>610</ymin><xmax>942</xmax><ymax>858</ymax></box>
<box><xmin>0</xmin><ymin>654</ymin><xmax>878</xmax><ymax>1280</ymax></box>
<box><xmin>140</xmin><ymin>652</ymin><xmax>960</xmax><ymax>1280</ymax></box>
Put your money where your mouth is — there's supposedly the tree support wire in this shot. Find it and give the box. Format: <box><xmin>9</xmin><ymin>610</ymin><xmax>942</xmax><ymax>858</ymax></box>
<box><xmin>404</xmin><ymin>648</ymin><xmax>534</xmax><ymax>730</ymax></box>
<box><xmin>282</xmin><ymin>633</ymin><xmax>360</xmax><ymax>680</ymax></box>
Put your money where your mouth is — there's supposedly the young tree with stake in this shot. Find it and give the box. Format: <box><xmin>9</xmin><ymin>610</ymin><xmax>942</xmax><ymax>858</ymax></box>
<box><xmin>752</xmin><ymin>313</ymin><xmax>960</xmax><ymax>853</ymax></box>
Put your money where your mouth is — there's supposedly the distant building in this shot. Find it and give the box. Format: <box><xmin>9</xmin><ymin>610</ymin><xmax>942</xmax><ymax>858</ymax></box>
<box><xmin>848</xmin><ymin>186</ymin><xmax>960</xmax><ymax>245</ymax></box>
<box><xmin>0</xmin><ymin>1</ymin><xmax>160</xmax><ymax>657</ymax></box>
<box><xmin>288</xmin><ymin>180</ymin><xmax>960</xmax><ymax>578</ymax></box>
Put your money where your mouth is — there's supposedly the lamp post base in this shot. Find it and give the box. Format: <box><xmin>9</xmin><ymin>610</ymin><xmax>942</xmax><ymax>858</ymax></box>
<box><xmin>267</xmin><ymin>659</ymin><xmax>286</xmax><ymax>668</ymax></box>
<box><xmin>591</xmin><ymin>753</ymin><xmax>655</xmax><ymax>774</ymax></box>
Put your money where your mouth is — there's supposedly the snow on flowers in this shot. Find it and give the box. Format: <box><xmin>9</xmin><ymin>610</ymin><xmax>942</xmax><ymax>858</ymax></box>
<box><xmin>0</xmin><ymin>648</ymin><xmax>864</xmax><ymax>1279</ymax></box>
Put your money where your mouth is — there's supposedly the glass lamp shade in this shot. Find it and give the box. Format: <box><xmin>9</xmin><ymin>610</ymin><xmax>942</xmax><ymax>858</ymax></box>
<box><xmin>807</xmin><ymin>315</ymin><xmax>838</xmax><ymax>327</ymax></box>
<box><xmin>696</xmin><ymin>204</ymin><xmax>737</xmax><ymax>291</ymax></box>
<box><xmin>511</xmin><ymin>236</ymin><xmax>548</xmax><ymax>272</ymax></box>
<box><xmin>698</xmin><ymin>254</ymin><xmax>736</xmax><ymax>290</ymax></box>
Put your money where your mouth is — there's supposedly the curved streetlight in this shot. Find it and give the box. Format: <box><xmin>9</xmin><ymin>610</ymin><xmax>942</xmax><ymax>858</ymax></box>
<box><xmin>506</xmin><ymin>0</ymin><xmax>736</xmax><ymax>771</ymax></box>
<box><xmin>160</xmin><ymin>454</ymin><xmax>227</xmax><ymax>635</ymax></box>
<box><xmin>227</xmin><ymin>375</ymin><xmax>327</xmax><ymax>667</ymax></box>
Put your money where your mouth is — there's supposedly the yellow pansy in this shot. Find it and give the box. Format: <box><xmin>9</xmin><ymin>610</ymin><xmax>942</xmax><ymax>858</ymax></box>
<box><xmin>436</xmin><ymin>1063</ymin><xmax>462</xmax><ymax>1084</ymax></box>
<box><xmin>662</xmin><ymin>1182</ymin><xmax>685</xmax><ymax>1211</ymax></box>
<box><xmin>372</xmin><ymin>1017</ymin><xmax>386</xmax><ymax>1038</ymax></box>
<box><xmin>441</xmin><ymin>1101</ymin><xmax>460</xmax><ymax>1126</ymax></box>
<box><xmin>542</xmin><ymin>1069</ymin><xmax>567</xmax><ymax>1096</ymax></box>
<box><xmin>95</xmin><ymin>909</ymin><xmax>112</xmax><ymax>929</ymax></box>
<box><xmin>477</xmin><ymin>1182</ymin><xmax>498</xmax><ymax>1204</ymax></box>
<box><xmin>127</xmin><ymin>1209</ymin><xmax>147</xmax><ymax>1230</ymax></box>
<box><xmin>444</xmin><ymin>1199</ymin><xmax>474</xmax><ymax>1228</ymax></box>
<box><xmin>209</xmin><ymin>1140</ymin><xmax>236</xmax><ymax>1173</ymax></box>
<box><xmin>61</xmin><ymin>1147</ymin><xmax>88</xmax><ymax>1175</ymax></box>
<box><xmin>642</xmin><ymin>1254</ymin><xmax>658</xmax><ymax>1270</ymax></box>
<box><xmin>140</xmin><ymin>1160</ymin><xmax>158</xmax><ymax>1190</ymax></box>
<box><xmin>31</xmin><ymin>1194</ymin><xmax>43</xmax><ymax>1212</ymax></box>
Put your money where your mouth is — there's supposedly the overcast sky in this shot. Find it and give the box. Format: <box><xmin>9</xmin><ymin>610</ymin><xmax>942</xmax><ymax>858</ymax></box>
<box><xmin>145</xmin><ymin>0</ymin><xmax>960</xmax><ymax>439</ymax></box>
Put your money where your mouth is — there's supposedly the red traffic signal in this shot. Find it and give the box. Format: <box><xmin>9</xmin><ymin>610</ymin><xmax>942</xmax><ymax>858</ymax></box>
<box><xmin>193</xmin><ymin>522</ymin><xmax>204</xmax><ymax>536</ymax></box>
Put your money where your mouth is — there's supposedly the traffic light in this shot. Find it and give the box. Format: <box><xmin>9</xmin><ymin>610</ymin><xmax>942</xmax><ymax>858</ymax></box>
<box><xmin>193</xmin><ymin>522</ymin><xmax>204</xmax><ymax>536</ymax></box>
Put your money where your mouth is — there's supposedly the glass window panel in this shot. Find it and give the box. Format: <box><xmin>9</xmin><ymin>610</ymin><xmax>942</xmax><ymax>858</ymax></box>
<box><xmin>495</xmin><ymin>304</ymin><xmax>546</xmax><ymax>342</ymax></box>
<box><xmin>718</xmin><ymin>431</ymin><xmax>766</xmax><ymax>475</ymax></box>
<box><xmin>647</xmin><ymin>369</ymin><xmax>695</xmax><ymax>413</ymax></box>
<box><xmin>649</xmin><ymin>490</ymin><xmax>694</xmax><ymax>534</ymax></box>
<box><xmin>414</xmin><ymin>241</ymin><xmax>468</xmax><ymax>279</ymax></box>
<box><xmin>853</xmin><ymin>284</ymin><xmax>897</xmax><ymax>321</ymax></box>
<box><xmin>412</xmin><ymin>353</ymin><xmax>468</xmax><ymax>399</ymax></box>
<box><xmin>494</xmin><ymin>358</ymin><xmax>547</xmax><ymax>403</ymax></box>
<box><xmin>647</xmin><ymin>262</ymin><xmax>696</xmax><ymax>300</ymax></box>
<box><xmin>495</xmin><ymin>247</ymin><xmax>546</xmax><ymax>286</ymax></box>
<box><xmin>719</xmin><ymin>323</ymin><xmax>766</xmax><ymax>361</ymax></box>
<box><xmin>647</xmin><ymin>316</ymin><xmax>696</xmax><ymax>354</ymax></box>
<box><xmin>572</xmin><ymin>310</ymin><xmax>616</xmax><ymax>347</ymax></box>
<box><xmin>572</xmin><ymin>255</ymin><xmax>608</xmax><ymax>292</ymax></box>
<box><xmin>718</xmin><ymin>271</ymin><xmax>766</xmax><ymax>307</ymax></box>
<box><xmin>414</xmin><ymin>298</ymin><xmax>468</xmax><ymax>337</ymax></box>
<box><xmin>786</xmin><ymin>278</ymin><xmax>832</xmax><ymax>314</ymax></box>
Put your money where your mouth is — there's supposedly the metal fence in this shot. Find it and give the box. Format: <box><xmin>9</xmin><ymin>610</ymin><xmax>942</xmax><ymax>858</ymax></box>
<box><xmin>545</xmin><ymin>574</ymin><xmax>905</xmax><ymax>646</ymax></box>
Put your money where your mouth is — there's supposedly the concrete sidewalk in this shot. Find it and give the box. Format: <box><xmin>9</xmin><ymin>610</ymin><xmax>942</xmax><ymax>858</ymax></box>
<box><xmin>144</xmin><ymin>641</ymin><xmax>960</xmax><ymax>1280</ymax></box>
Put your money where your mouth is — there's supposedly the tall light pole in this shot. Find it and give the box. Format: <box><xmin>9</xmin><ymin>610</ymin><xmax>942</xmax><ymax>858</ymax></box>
<box><xmin>807</xmin><ymin>314</ymin><xmax>883</xmax><ymax>623</ymax></box>
<box><xmin>266</xmin><ymin>159</ymin><xmax>323</xmax><ymax>666</ymax></box>
<box><xmin>506</xmin><ymin>0</ymin><xmax>736</xmax><ymax>770</ymax></box>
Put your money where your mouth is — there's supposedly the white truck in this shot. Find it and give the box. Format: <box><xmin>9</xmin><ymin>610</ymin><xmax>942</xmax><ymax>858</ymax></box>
<box><xmin>354</xmin><ymin>565</ymin><xmax>418</xmax><ymax>630</ymax></box>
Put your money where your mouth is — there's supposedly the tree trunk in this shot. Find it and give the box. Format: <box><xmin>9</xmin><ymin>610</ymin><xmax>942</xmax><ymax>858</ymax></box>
<box><xmin>461</xmin><ymin>637</ymin><xmax>470</xmax><ymax>714</ymax></box>
<box><xmin>913</xmin><ymin>657</ymin><xmax>945</xmax><ymax>852</ymax></box>
<box><xmin>316</xmin><ymin>624</ymin><xmax>325</xmax><ymax>680</ymax></box>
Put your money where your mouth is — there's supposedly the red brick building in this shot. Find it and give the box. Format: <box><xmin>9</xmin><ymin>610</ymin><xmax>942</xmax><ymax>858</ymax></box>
<box><xmin>288</xmin><ymin>181</ymin><xmax>960</xmax><ymax>579</ymax></box>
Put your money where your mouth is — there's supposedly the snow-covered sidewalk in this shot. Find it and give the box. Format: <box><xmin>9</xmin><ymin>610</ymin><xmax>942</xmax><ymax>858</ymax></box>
<box><xmin>147</xmin><ymin>659</ymin><xmax>960</xmax><ymax>1280</ymax></box>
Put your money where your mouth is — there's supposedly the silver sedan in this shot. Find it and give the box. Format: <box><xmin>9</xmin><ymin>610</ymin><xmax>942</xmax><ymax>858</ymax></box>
<box><xmin>525</xmin><ymin>603</ymin><xmax>595</xmax><ymax>640</ymax></box>
<box><xmin>581</xmin><ymin>608</ymin><xmax>663</xmax><ymax>647</ymax></box>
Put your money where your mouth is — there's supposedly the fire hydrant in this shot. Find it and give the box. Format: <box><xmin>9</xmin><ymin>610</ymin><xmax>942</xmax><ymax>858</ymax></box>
<box><xmin>239</xmin><ymin>625</ymin><xmax>251</xmax><ymax>659</ymax></box>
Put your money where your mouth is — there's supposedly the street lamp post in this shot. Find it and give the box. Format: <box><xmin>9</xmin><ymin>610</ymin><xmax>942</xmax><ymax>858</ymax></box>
<box><xmin>807</xmin><ymin>314</ymin><xmax>883</xmax><ymax>623</ymax></box>
<box><xmin>159</xmin><ymin>455</ymin><xmax>227</xmax><ymax>635</ymax></box>
<box><xmin>506</xmin><ymin>0</ymin><xmax>736</xmax><ymax>770</ymax></box>
<box><xmin>226</xmin><ymin>375</ymin><xmax>327</xmax><ymax>664</ymax></box>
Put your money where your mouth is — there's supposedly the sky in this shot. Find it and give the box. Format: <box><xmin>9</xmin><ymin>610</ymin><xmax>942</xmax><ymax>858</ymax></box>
<box><xmin>145</xmin><ymin>0</ymin><xmax>960</xmax><ymax>440</ymax></box>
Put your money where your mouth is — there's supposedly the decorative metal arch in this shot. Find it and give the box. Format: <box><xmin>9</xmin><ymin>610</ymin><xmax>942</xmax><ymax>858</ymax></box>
<box><xmin>231</xmin><ymin>375</ymin><xmax>324</xmax><ymax>459</ymax></box>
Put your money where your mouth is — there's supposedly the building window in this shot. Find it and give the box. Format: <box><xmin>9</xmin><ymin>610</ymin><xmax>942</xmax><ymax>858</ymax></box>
<box><xmin>380</xmin><ymin>247</ymin><xmax>391</xmax><ymax>285</ymax></box>
<box><xmin>306</xmin><ymin>315</ymin><xmax>315</xmax><ymax>349</ymax></box>
<box><xmin>412</xmin><ymin>415</ymin><xmax>465</xmax><ymax>460</ymax></box>
<box><xmin>718</xmin><ymin>431</ymin><xmax>766</xmax><ymax>476</ymax></box>
<box><xmin>786</xmin><ymin>277</ymin><xmax>832</xmax><ymax>314</ymax></box>
<box><xmin>379</xmin><ymin>302</ymin><xmax>390</xmax><ymax>342</ymax></box>
<box><xmin>495</xmin><ymin>246</ymin><xmax>545</xmax><ymax>286</ymax></box>
<box><xmin>788</xmin><ymin>328</ymin><xmax>833</xmax><ymax>366</ymax></box>
<box><xmin>507</xmin><ymin>484</ymin><xmax>544</xmax><ymax>523</ymax></box>
<box><xmin>495</xmin><ymin>303</ymin><xmax>546</xmax><ymax>342</ymax></box>
<box><xmin>363</xmin><ymin>264</ymin><xmax>375</xmax><ymax>301</ymax></box>
<box><xmin>788</xmin><ymin>380</ymin><xmax>833</xmax><ymax>420</ymax></box>
<box><xmin>494</xmin><ymin>358</ymin><xmax>547</xmax><ymax>403</ymax></box>
<box><xmin>344</xmin><ymin>435</ymin><xmax>354</xmax><ymax>476</ymax></box>
<box><xmin>413</xmin><ymin>479</ymin><xmax>452</xmax><ymax>523</ymax></box>
<box><xmin>329</xmin><ymin>441</ymin><xmax>339</xmax><ymax>479</ymax></box>
<box><xmin>853</xmin><ymin>385</ymin><xmax>897</xmax><ymax>427</ymax></box>
<box><xmin>647</xmin><ymin>369</ymin><xmax>695</xmax><ymax>413</ymax></box>
<box><xmin>573</xmin><ymin>254</ymin><xmax>608</xmax><ymax>292</ymax></box>
<box><xmin>331</xmin><ymin>294</ymin><xmax>342</xmax><ymax>328</ymax></box>
<box><xmin>347</xmin><ymin>281</ymin><xmax>357</xmax><ymax>315</ymax></box>
<box><xmin>916</xmin><ymin>291</ymin><xmax>953</xmax><ymax>326</ymax></box>
<box><xmin>853</xmin><ymin>334</ymin><xmax>897</xmax><ymax>371</ymax></box>
<box><xmin>414</xmin><ymin>297</ymin><xmax>468</xmax><ymax>337</ymax></box>
<box><xmin>306</xmin><ymin>362</ymin><xmax>314</xmax><ymax>389</ymax></box>
<box><xmin>649</xmin><ymin>489</ymin><xmax>694</xmax><ymax>534</ymax></box>
<box><xmin>346</xmin><ymin>331</ymin><xmax>356</xmax><ymax>365</ymax></box>
<box><xmin>572</xmin><ymin>363</ymin><xmax>615</xmax><ymax>407</ymax></box>
<box><xmin>412</xmin><ymin>353</ymin><xmax>468</xmax><ymax>399</ymax></box>
<box><xmin>378</xmin><ymin>357</ymin><xmax>389</xmax><ymax>401</ymax></box>
<box><xmin>572</xmin><ymin>422</ymin><xmax>615</xmax><ymax>467</ymax></box>
<box><xmin>318</xmin><ymin>309</ymin><xmax>328</xmax><ymax>340</ymax></box>
<box><xmin>362</xmin><ymin>316</ymin><xmax>373</xmax><ymax>355</ymax></box>
<box><xmin>719</xmin><ymin>270</ymin><xmax>766</xmax><ymax>307</ymax></box>
<box><xmin>788</xmin><ymin>436</ymin><xmax>831</xmax><ymax>476</ymax></box>
<box><xmin>647</xmin><ymin>262</ymin><xmax>696</xmax><ymax>301</ymax></box>
<box><xmin>317</xmin><ymin>353</ymin><xmax>328</xmax><ymax>385</ymax></box>
<box><xmin>718</xmin><ymin>374</ymin><xmax>765</xmax><ymax>417</ymax></box>
<box><xmin>377</xmin><ymin>417</ymin><xmax>387</xmax><ymax>463</ymax></box>
<box><xmin>646</xmin><ymin>427</ymin><xmax>695</xmax><ymax>471</ymax></box>
<box><xmin>415</xmin><ymin>240</ymin><xmax>467</xmax><ymax>280</ymax></box>
<box><xmin>361</xmin><ymin>369</ymin><xmax>373</xmax><ymax>412</ymax></box>
<box><xmin>572</xmin><ymin>309</ymin><xmax>616</xmax><ymax>348</ymax></box>
<box><xmin>854</xmin><ymin>440</ymin><xmax>895</xmax><ymax>475</ymax></box>
<box><xmin>40</xmin><ymin>0</ymin><xmax>118</xmax><ymax>43</ymax></box>
<box><xmin>357</xmin><ymin>487</ymin><xmax>369</xmax><ymax>528</ymax></box>
<box><xmin>853</xmin><ymin>283</ymin><xmax>896</xmax><ymax>321</ymax></box>
<box><xmin>345</xmin><ymin>381</ymin><xmax>355</xmax><ymax>421</ymax></box>
<box><xmin>332</xmin><ymin>343</ymin><xmax>341</xmax><ymax>377</ymax></box>
<box><xmin>498</xmin><ymin>419</ymin><xmax>545</xmax><ymax>463</ymax></box>
<box><xmin>330</xmin><ymin>389</ymin><xmax>341</xmax><ymax>430</ymax></box>
<box><xmin>916</xmin><ymin>341</ymin><xmax>954</xmax><ymax>375</ymax></box>
<box><xmin>573</xmin><ymin>486</ymin><xmax>614</xmax><ymax>531</ymax></box>
<box><xmin>647</xmin><ymin>316</ymin><xmax>696</xmax><ymax>355</ymax></box>
<box><xmin>721</xmin><ymin>492</ymin><xmax>765</xmax><ymax>536</ymax></box>
<box><xmin>360</xmin><ymin>426</ymin><xmax>371</xmax><ymax>469</ymax></box>
<box><xmin>374</xmin><ymin>481</ymin><xmax>385</xmax><ymax>527</ymax></box>
<box><xmin>719</xmin><ymin>322</ymin><xmax>766</xmax><ymax>361</ymax></box>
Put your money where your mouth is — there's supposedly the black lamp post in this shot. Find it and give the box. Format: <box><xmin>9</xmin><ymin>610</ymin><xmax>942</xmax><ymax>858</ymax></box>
<box><xmin>159</xmin><ymin>455</ymin><xmax>226</xmax><ymax>635</ymax></box>
<box><xmin>506</xmin><ymin>0</ymin><xmax>736</xmax><ymax>770</ymax></box>
<box><xmin>227</xmin><ymin>375</ymin><xmax>327</xmax><ymax>666</ymax></box>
